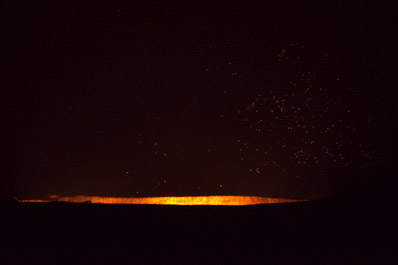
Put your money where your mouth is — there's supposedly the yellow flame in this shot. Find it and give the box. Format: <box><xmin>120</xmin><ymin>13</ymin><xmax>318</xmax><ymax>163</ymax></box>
<box><xmin>20</xmin><ymin>195</ymin><xmax>303</xmax><ymax>206</ymax></box>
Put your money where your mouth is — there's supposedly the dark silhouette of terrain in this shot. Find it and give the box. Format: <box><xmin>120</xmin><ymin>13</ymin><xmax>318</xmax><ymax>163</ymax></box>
<box><xmin>1</xmin><ymin>197</ymin><xmax>396</xmax><ymax>264</ymax></box>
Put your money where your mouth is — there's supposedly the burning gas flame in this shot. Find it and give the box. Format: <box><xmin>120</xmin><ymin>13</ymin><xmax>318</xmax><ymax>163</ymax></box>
<box><xmin>20</xmin><ymin>195</ymin><xmax>303</xmax><ymax>206</ymax></box>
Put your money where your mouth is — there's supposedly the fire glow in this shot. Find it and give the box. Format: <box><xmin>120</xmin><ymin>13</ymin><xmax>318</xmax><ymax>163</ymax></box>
<box><xmin>20</xmin><ymin>195</ymin><xmax>303</xmax><ymax>206</ymax></box>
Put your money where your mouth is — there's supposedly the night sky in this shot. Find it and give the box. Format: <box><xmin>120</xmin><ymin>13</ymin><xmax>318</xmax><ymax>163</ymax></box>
<box><xmin>2</xmin><ymin>1</ymin><xmax>397</xmax><ymax>200</ymax></box>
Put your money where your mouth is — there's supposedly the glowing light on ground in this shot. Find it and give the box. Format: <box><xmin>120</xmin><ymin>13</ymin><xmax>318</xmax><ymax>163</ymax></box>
<box><xmin>20</xmin><ymin>195</ymin><xmax>304</xmax><ymax>205</ymax></box>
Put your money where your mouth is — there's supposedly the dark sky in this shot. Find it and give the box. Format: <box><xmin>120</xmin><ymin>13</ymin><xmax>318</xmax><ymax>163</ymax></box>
<box><xmin>2</xmin><ymin>1</ymin><xmax>397</xmax><ymax>200</ymax></box>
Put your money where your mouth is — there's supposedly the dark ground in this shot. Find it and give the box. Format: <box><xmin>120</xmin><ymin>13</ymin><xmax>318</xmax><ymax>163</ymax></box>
<box><xmin>1</xmin><ymin>198</ymin><xmax>396</xmax><ymax>264</ymax></box>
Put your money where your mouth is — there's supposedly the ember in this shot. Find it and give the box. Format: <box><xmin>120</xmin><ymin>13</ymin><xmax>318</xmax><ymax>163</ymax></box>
<box><xmin>20</xmin><ymin>195</ymin><xmax>302</xmax><ymax>206</ymax></box>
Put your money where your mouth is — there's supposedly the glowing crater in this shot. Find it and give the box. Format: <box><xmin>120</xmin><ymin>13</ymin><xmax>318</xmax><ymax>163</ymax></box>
<box><xmin>20</xmin><ymin>195</ymin><xmax>303</xmax><ymax>206</ymax></box>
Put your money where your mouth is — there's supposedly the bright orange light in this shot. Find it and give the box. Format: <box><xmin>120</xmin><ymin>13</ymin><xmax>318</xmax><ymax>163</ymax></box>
<box><xmin>20</xmin><ymin>195</ymin><xmax>303</xmax><ymax>206</ymax></box>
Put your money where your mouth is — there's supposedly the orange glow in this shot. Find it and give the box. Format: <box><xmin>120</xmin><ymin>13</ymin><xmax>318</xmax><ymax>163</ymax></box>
<box><xmin>20</xmin><ymin>195</ymin><xmax>303</xmax><ymax>206</ymax></box>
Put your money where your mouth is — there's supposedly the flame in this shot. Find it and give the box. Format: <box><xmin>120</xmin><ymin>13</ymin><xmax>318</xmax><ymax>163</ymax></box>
<box><xmin>20</xmin><ymin>195</ymin><xmax>303</xmax><ymax>205</ymax></box>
